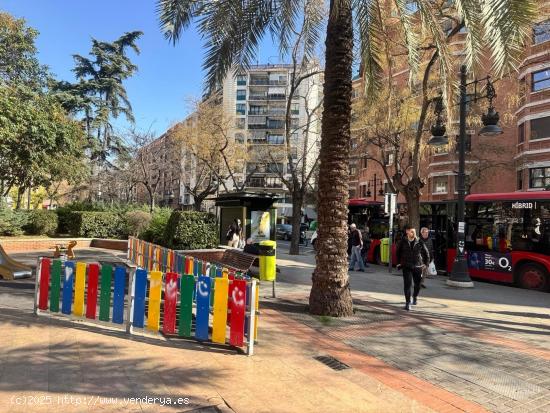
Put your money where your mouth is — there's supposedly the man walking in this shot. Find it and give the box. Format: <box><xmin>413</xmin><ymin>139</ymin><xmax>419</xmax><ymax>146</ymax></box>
<box><xmin>348</xmin><ymin>223</ymin><xmax>367</xmax><ymax>272</ymax></box>
<box><xmin>419</xmin><ymin>227</ymin><xmax>435</xmax><ymax>288</ymax></box>
<box><xmin>396</xmin><ymin>225</ymin><xmax>430</xmax><ymax>311</ymax></box>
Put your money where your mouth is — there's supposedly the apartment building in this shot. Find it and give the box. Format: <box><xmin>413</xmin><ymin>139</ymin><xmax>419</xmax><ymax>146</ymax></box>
<box><xmin>221</xmin><ymin>64</ymin><xmax>323</xmax><ymax>221</ymax></box>
<box><xmin>349</xmin><ymin>11</ymin><xmax>550</xmax><ymax>204</ymax></box>
<box><xmin>135</xmin><ymin>124</ymin><xmax>199</xmax><ymax>209</ymax></box>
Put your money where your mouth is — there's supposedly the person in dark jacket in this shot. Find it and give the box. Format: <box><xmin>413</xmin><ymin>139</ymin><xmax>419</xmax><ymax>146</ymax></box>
<box><xmin>396</xmin><ymin>225</ymin><xmax>430</xmax><ymax>311</ymax></box>
<box><xmin>420</xmin><ymin>227</ymin><xmax>435</xmax><ymax>286</ymax></box>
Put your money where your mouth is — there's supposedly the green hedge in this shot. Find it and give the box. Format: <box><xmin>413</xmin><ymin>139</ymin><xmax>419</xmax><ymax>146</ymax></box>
<box><xmin>0</xmin><ymin>208</ymin><xmax>28</xmax><ymax>236</ymax></box>
<box><xmin>141</xmin><ymin>208</ymin><xmax>173</xmax><ymax>245</ymax></box>
<box><xmin>25</xmin><ymin>210</ymin><xmax>58</xmax><ymax>236</ymax></box>
<box><xmin>162</xmin><ymin>211</ymin><xmax>218</xmax><ymax>250</ymax></box>
<box><xmin>68</xmin><ymin>211</ymin><xmax>124</xmax><ymax>238</ymax></box>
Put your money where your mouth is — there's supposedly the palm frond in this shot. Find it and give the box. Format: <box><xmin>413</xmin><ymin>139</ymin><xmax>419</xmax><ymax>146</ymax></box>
<box><xmin>415</xmin><ymin>0</ymin><xmax>451</xmax><ymax>82</ymax></box>
<box><xmin>453</xmin><ymin>0</ymin><xmax>484</xmax><ymax>70</ymax></box>
<box><xmin>355</xmin><ymin>0</ymin><xmax>385</xmax><ymax>99</ymax></box>
<box><xmin>480</xmin><ymin>0</ymin><xmax>537</xmax><ymax>75</ymax></box>
<box><xmin>156</xmin><ymin>0</ymin><xmax>208</xmax><ymax>44</ymax></box>
<box><xmin>198</xmin><ymin>0</ymin><xmax>275</xmax><ymax>90</ymax></box>
<box><xmin>392</xmin><ymin>0</ymin><xmax>420</xmax><ymax>83</ymax></box>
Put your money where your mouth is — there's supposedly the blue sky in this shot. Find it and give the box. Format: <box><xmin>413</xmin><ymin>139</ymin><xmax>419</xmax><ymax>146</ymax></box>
<box><xmin>1</xmin><ymin>0</ymin><xmax>280</xmax><ymax>136</ymax></box>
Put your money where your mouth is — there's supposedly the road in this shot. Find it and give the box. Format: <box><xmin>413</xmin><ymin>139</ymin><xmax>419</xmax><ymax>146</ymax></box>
<box><xmin>274</xmin><ymin>239</ymin><xmax>315</xmax><ymax>255</ymax></box>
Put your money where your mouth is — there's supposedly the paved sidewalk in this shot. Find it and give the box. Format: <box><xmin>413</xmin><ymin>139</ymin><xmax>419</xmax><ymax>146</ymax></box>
<box><xmin>268</xmin><ymin>250</ymin><xmax>550</xmax><ymax>413</ymax></box>
<box><xmin>0</xmin><ymin>248</ymin><xmax>431</xmax><ymax>413</ymax></box>
<box><xmin>0</xmin><ymin>248</ymin><xmax>548</xmax><ymax>412</ymax></box>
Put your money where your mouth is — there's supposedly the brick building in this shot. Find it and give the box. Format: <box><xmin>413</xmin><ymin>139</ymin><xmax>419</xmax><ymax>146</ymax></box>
<box><xmin>349</xmin><ymin>12</ymin><xmax>550</xmax><ymax>205</ymax></box>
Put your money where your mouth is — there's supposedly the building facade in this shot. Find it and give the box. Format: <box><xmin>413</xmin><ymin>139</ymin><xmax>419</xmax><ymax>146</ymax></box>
<box><xmin>349</xmin><ymin>11</ymin><xmax>550</xmax><ymax>205</ymax></box>
<box><xmin>222</xmin><ymin>64</ymin><xmax>323</xmax><ymax>221</ymax></box>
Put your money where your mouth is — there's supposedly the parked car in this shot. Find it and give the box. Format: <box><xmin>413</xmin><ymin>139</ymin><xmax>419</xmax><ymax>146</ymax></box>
<box><xmin>311</xmin><ymin>230</ymin><xmax>318</xmax><ymax>249</ymax></box>
<box><xmin>276</xmin><ymin>224</ymin><xmax>307</xmax><ymax>243</ymax></box>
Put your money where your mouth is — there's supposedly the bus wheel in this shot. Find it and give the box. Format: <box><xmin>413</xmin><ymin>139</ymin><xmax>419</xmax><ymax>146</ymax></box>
<box><xmin>517</xmin><ymin>263</ymin><xmax>550</xmax><ymax>291</ymax></box>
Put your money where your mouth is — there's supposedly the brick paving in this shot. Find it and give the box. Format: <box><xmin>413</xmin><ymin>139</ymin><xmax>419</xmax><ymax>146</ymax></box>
<box><xmin>0</xmin><ymin>247</ymin><xmax>549</xmax><ymax>412</ymax></box>
<box><xmin>269</xmin><ymin>250</ymin><xmax>550</xmax><ymax>413</ymax></box>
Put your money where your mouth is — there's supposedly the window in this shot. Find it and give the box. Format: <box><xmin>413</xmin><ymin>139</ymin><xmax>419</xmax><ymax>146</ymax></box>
<box><xmin>529</xmin><ymin>167</ymin><xmax>550</xmax><ymax>189</ymax></box>
<box><xmin>433</xmin><ymin>176</ymin><xmax>448</xmax><ymax>194</ymax></box>
<box><xmin>266</xmin><ymin>134</ymin><xmax>284</xmax><ymax>144</ymax></box>
<box><xmin>249</xmin><ymin>105</ymin><xmax>266</xmax><ymax>115</ymax></box>
<box><xmin>266</xmin><ymin>163</ymin><xmax>283</xmax><ymax>173</ymax></box>
<box><xmin>530</xmin><ymin>116</ymin><xmax>550</xmax><ymax>140</ymax></box>
<box><xmin>235</xmin><ymin>118</ymin><xmax>245</xmax><ymax>129</ymax></box>
<box><xmin>518</xmin><ymin>123</ymin><xmax>525</xmax><ymax>143</ymax></box>
<box><xmin>236</xmin><ymin>74</ymin><xmax>247</xmax><ymax>85</ymax></box>
<box><xmin>349</xmin><ymin>189</ymin><xmax>356</xmax><ymax>199</ymax></box>
<box><xmin>384</xmin><ymin>152</ymin><xmax>394</xmax><ymax>166</ymax></box>
<box><xmin>362</xmin><ymin>158</ymin><xmax>368</xmax><ymax>169</ymax></box>
<box><xmin>455</xmin><ymin>134</ymin><xmax>472</xmax><ymax>152</ymax></box>
<box><xmin>236</xmin><ymin>89</ymin><xmax>246</xmax><ymax>100</ymax></box>
<box><xmin>349</xmin><ymin>165</ymin><xmax>357</xmax><ymax>176</ymax></box>
<box><xmin>517</xmin><ymin>170</ymin><xmax>523</xmax><ymax>190</ymax></box>
<box><xmin>290</xmin><ymin>117</ymin><xmax>299</xmax><ymax>128</ymax></box>
<box><xmin>532</xmin><ymin>69</ymin><xmax>550</xmax><ymax>92</ymax></box>
<box><xmin>533</xmin><ymin>20</ymin><xmax>550</xmax><ymax>44</ymax></box>
<box><xmin>236</xmin><ymin>104</ymin><xmax>246</xmax><ymax>115</ymax></box>
<box><xmin>291</xmin><ymin>103</ymin><xmax>299</xmax><ymax>115</ymax></box>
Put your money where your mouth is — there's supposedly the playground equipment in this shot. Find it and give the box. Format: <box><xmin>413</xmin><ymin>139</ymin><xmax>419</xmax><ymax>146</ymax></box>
<box><xmin>0</xmin><ymin>243</ymin><xmax>32</xmax><ymax>280</ymax></box>
<box><xmin>51</xmin><ymin>240</ymin><xmax>77</xmax><ymax>260</ymax></box>
<box><xmin>34</xmin><ymin>246</ymin><xmax>260</xmax><ymax>355</ymax></box>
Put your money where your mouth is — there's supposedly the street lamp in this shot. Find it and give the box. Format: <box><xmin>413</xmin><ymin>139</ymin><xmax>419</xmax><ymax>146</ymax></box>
<box><xmin>429</xmin><ymin>65</ymin><xmax>503</xmax><ymax>288</ymax></box>
<box><xmin>365</xmin><ymin>174</ymin><xmax>384</xmax><ymax>200</ymax></box>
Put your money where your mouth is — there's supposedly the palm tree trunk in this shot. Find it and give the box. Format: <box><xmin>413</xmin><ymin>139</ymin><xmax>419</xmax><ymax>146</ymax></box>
<box><xmin>309</xmin><ymin>0</ymin><xmax>354</xmax><ymax>317</ymax></box>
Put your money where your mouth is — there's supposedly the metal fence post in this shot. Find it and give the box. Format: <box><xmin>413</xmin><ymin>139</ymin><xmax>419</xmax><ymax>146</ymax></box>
<box><xmin>247</xmin><ymin>279</ymin><xmax>257</xmax><ymax>356</ymax></box>
<box><xmin>33</xmin><ymin>256</ymin><xmax>42</xmax><ymax>316</ymax></box>
<box><xmin>125</xmin><ymin>266</ymin><xmax>136</xmax><ymax>335</ymax></box>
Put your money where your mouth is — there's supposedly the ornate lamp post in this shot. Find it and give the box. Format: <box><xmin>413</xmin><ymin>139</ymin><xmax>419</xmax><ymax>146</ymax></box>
<box><xmin>429</xmin><ymin>65</ymin><xmax>503</xmax><ymax>288</ymax></box>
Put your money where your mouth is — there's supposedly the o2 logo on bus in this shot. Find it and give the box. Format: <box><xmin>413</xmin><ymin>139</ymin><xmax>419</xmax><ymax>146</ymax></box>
<box><xmin>498</xmin><ymin>256</ymin><xmax>512</xmax><ymax>272</ymax></box>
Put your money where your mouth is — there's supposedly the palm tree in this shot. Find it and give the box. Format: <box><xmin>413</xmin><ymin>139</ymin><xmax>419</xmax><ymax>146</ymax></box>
<box><xmin>157</xmin><ymin>0</ymin><xmax>536</xmax><ymax>316</ymax></box>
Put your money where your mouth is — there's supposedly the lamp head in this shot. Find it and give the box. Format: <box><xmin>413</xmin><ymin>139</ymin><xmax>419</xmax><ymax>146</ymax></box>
<box><xmin>479</xmin><ymin>107</ymin><xmax>503</xmax><ymax>136</ymax></box>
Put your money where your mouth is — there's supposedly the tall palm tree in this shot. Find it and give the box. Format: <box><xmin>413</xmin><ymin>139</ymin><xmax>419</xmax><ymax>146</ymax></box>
<box><xmin>157</xmin><ymin>0</ymin><xmax>536</xmax><ymax>316</ymax></box>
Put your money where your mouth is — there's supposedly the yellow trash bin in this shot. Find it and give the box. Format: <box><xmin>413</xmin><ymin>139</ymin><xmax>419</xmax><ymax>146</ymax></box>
<box><xmin>259</xmin><ymin>240</ymin><xmax>276</xmax><ymax>281</ymax></box>
<box><xmin>380</xmin><ymin>237</ymin><xmax>390</xmax><ymax>264</ymax></box>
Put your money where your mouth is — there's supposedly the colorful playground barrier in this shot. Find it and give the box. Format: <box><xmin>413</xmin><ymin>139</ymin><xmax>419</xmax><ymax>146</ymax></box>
<box><xmin>127</xmin><ymin>236</ymin><xmax>249</xmax><ymax>277</ymax></box>
<box><xmin>33</xmin><ymin>255</ymin><xmax>259</xmax><ymax>355</ymax></box>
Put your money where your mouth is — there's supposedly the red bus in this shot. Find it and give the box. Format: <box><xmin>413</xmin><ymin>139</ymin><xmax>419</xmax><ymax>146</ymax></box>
<box><xmin>350</xmin><ymin>192</ymin><xmax>550</xmax><ymax>291</ymax></box>
<box><xmin>450</xmin><ymin>192</ymin><xmax>550</xmax><ymax>291</ymax></box>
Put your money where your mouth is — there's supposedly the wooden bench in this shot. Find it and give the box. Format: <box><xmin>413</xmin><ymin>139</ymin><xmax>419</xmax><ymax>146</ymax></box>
<box><xmin>216</xmin><ymin>249</ymin><xmax>258</xmax><ymax>273</ymax></box>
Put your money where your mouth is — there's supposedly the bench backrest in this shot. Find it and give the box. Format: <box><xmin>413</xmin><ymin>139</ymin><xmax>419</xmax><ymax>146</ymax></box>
<box><xmin>220</xmin><ymin>249</ymin><xmax>257</xmax><ymax>272</ymax></box>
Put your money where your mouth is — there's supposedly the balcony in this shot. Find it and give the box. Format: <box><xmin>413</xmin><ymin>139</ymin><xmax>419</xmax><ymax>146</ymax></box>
<box><xmin>245</xmin><ymin>176</ymin><xmax>284</xmax><ymax>189</ymax></box>
<box><xmin>249</xmin><ymin>93</ymin><xmax>268</xmax><ymax>101</ymax></box>
<box><xmin>267</xmin><ymin>93</ymin><xmax>286</xmax><ymax>100</ymax></box>
<box><xmin>249</xmin><ymin>78</ymin><xmax>270</xmax><ymax>85</ymax></box>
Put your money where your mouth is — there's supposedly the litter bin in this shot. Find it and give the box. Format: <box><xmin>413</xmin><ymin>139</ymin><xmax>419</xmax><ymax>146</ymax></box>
<box><xmin>259</xmin><ymin>240</ymin><xmax>276</xmax><ymax>281</ymax></box>
<box><xmin>380</xmin><ymin>237</ymin><xmax>390</xmax><ymax>264</ymax></box>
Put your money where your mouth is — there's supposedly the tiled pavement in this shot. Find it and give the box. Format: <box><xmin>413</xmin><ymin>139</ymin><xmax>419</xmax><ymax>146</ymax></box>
<box><xmin>0</xmin><ymin>247</ymin><xmax>549</xmax><ymax>412</ymax></box>
<box><xmin>268</xmin><ymin>251</ymin><xmax>550</xmax><ymax>413</ymax></box>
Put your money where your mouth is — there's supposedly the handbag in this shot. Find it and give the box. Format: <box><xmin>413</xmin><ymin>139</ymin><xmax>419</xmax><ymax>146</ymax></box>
<box><xmin>428</xmin><ymin>261</ymin><xmax>437</xmax><ymax>276</ymax></box>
